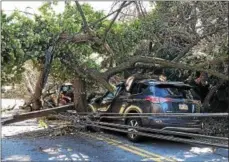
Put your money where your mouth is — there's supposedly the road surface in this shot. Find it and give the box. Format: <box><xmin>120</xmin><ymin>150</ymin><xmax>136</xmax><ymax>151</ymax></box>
<box><xmin>1</xmin><ymin>119</ymin><xmax>228</xmax><ymax>162</ymax></box>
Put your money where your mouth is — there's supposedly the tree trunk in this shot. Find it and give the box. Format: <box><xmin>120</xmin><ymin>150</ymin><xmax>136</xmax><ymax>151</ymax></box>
<box><xmin>203</xmin><ymin>81</ymin><xmax>225</xmax><ymax>112</ymax></box>
<box><xmin>31</xmin><ymin>65</ymin><xmax>45</xmax><ymax>111</ymax></box>
<box><xmin>73</xmin><ymin>77</ymin><xmax>87</xmax><ymax>112</ymax></box>
<box><xmin>29</xmin><ymin>46</ymin><xmax>54</xmax><ymax>111</ymax></box>
<box><xmin>24</xmin><ymin>72</ymin><xmax>35</xmax><ymax>94</ymax></box>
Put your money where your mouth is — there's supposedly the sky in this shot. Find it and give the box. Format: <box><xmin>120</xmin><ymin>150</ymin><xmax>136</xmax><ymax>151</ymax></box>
<box><xmin>2</xmin><ymin>1</ymin><xmax>150</xmax><ymax>15</ymax></box>
<box><xmin>2</xmin><ymin>1</ymin><xmax>115</xmax><ymax>14</ymax></box>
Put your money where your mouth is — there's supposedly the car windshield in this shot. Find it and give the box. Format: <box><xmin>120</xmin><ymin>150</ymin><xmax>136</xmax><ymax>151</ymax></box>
<box><xmin>153</xmin><ymin>84</ymin><xmax>192</xmax><ymax>99</ymax></box>
<box><xmin>103</xmin><ymin>84</ymin><xmax>123</xmax><ymax>99</ymax></box>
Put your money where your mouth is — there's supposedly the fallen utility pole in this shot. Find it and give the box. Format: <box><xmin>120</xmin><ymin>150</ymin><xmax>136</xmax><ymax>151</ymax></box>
<box><xmin>1</xmin><ymin>104</ymin><xmax>74</xmax><ymax>125</ymax></box>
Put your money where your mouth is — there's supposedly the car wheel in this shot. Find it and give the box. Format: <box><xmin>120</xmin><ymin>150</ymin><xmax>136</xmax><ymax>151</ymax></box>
<box><xmin>85</xmin><ymin>118</ymin><xmax>100</xmax><ymax>132</ymax></box>
<box><xmin>126</xmin><ymin>118</ymin><xmax>142</xmax><ymax>142</ymax></box>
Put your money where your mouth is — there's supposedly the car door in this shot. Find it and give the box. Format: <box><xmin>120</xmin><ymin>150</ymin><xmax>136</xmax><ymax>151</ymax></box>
<box><xmin>110</xmin><ymin>83</ymin><xmax>149</xmax><ymax>114</ymax></box>
<box><xmin>97</xmin><ymin>91</ymin><xmax>115</xmax><ymax>112</ymax></box>
<box><xmin>127</xmin><ymin>83</ymin><xmax>151</xmax><ymax>113</ymax></box>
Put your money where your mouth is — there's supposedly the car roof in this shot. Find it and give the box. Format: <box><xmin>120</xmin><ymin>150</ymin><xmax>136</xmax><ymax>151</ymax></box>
<box><xmin>138</xmin><ymin>79</ymin><xmax>192</xmax><ymax>87</ymax></box>
<box><xmin>115</xmin><ymin>79</ymin><xmax>192</xmax><ymax>88</ymax></box>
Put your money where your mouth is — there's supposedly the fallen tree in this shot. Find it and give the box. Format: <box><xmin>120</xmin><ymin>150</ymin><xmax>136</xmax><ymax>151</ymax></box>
<box><xmin>59</xmin><ymin>1</ymin><xmax>228</xmax><ymax>85</ymax></box>
<box><xmin>58</xmin><ymin>1</ymin><xmax>228</xmax><ymax>114</ymax></box>
<box><xmin>1</xmin><ymin>104</ymin><xmax>74</xmax><ymax>125</ymax></box>
<box><xmin>3</xmin><ymin>1</ymin><xmax>227</xmax><ymax>114</ymax></box>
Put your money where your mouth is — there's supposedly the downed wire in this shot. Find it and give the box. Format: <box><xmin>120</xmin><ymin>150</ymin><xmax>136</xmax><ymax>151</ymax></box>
<box><xmin>77</xmin><ymin>115</ymin><xmax>228</xmax><ymax>141</ymax></box>
<box><xmin>68</xmin><ymin>111</ymin><xmax>228</xmax><ymax>118</ymax></box>
<box><xmin>41</xmin><ymin>110</ymin><xmax>228</xmax><ymax>148</ymax></box>
<box><xmin>79</xmin><ymin>121</ymin><xmax>228</xmax><ymax>149</ymax></box>
<box><xmin>72</xmin><ymin>113</ymin><xmax>228</xmax><ymax>148</ymax></box>
<box><xmin>90</xmin><ymin>121</ymin><xmax>228</xmax><ymax>141</ymax></box>
<box><xmin>98</xmin><ymin>114</ymin><xmax>228</xmax><ymax>120</ymax></box>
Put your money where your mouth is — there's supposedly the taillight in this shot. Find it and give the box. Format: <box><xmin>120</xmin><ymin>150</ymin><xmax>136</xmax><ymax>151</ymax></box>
<box><xmin>145</xmin><ymin>96</ymin><xmax>172</xmax><ymax>103</ymax></box>
<box><xmin>145</xmin><ymin>96</ymin><xmax>160</xmax><ymax>103</ymax></box>
<box><xmin>160</xmin><ymin>98</ymin><xmax>172</xmax><ymax>102</ymax></box>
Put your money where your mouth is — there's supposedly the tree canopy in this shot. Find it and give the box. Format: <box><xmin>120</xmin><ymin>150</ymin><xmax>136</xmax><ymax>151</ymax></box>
<box><xmin>1</xmin><ymin>1</ymin><xmax>228</xmax><ymax>111</ymax></box>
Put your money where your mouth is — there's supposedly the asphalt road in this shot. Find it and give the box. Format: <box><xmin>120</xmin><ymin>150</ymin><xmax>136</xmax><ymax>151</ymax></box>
<box><xmin>1</xmin><ymin>119</ymin><xmax>228</xmax><ymax>162</ymax></box>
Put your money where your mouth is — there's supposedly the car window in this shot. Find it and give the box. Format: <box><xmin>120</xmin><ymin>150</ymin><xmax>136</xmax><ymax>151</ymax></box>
<box><xmin>103</xmin><ymin>92</ymin><xmax>114</xmax><ymax>100</ymax></box>
<box><xmin>154</xmin><ymin>85</ymin><xmax>192</xmax><ymax>99</ymax></box>
<box><xmin>131</xmin><ymin>83</ymin><xmax>138</xmax><ymax>94</ymax></box>
<box><xmin>138</xmin><ymin>84</ymin><xmax>148</xmax><ymax>93</ymax></box>
<box><xmin>102</xmin><ymin>84</ymin><xmax>123</xmax><ymax>100</ymax></box>
<box><xmin>131</xmin><ymin>83</ymin><xmax>148</xmax><ymax>95</ymax></box>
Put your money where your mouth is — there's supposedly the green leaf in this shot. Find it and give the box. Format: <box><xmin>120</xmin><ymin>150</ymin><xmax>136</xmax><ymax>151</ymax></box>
<box><xmin>38</xmin><ymin>119</ymin><xmax>48</xmax><ymax>129</ymax></box>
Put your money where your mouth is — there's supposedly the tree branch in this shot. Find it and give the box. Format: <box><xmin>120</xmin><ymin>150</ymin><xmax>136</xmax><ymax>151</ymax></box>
<box><xmin>104</xmin><ymin>56</ymin><xmax>228</xmax><ymax>80</ymax></box>
<box><xmin>135</xmin><ymin>1</ymin><xmax>146</xmax><ymax>18</ymax></box>
<box><xmin>196</xmin><ymin>56</ymin><xmax>229</xmax><ymax>69</ymax></box>
<box><xmin>172</xmin><ymin>25</ymin><xmax>227</xmax><ymax>62</ymax></box>
<box><xmin>60</xmin><ymin>53</ymin><xmax>115</xmax><ymax>93</ymax></box>
<box><xmin>202</xmin><ymin>80</ymin><xmax>225</xmax><ymax>110</ymax></box>
<box><xmin>59</xmin><ymin>32</ymin><xmax>94</xmax><ymax>43</ymax></box>
<box><xmin>172</xmin><ymin>39</ymin><xmax>200</xmax><ymax>62</ymax></box>
<box><xmin>75</xmin><ymin>1</ymin><xmax>89</xmax><ymax>32</ymax></box>
<box><xmin>89</xmin><ymin>1</ymin><xmax>133</xmax><ymax>28</ymax></box>
<box><xmin>103</xmin><ymin>1</ymin><xmax>127</xmax><ymax>41</ymax></box>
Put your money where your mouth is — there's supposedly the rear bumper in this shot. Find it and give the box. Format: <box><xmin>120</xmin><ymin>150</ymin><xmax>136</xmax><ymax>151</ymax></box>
<box><xmin>142</xmin><ymin>116</ymin><xmax>202</xmax><ymax>133</ymax></box>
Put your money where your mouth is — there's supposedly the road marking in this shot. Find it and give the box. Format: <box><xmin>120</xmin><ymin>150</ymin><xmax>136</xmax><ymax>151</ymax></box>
<box><xmin>100</xmin><ymin>136</ymin><xmax>175</xmax><ymax>162</ymax></box>
<box><xmin>79</xmin><ymin>131</ymin><xmax>176</xmax><ymax>162</ymax></box>
<box><xmin>79</xmin><ymin>132</ymin><xmax>160</xmax><ymax>161</ymax></box>
<box><xmin>107</xmin><ymin>138</ymin><xmax>175</xmax><ymax>162</ymax></box>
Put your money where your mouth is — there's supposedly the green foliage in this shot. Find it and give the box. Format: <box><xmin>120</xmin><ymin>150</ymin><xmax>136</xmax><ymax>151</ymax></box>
<box><xmin>104</xmin><ymin>19</ymin><xmax>143</xmax><ymax>65</ymax></box>
<box><xmin>1</xmin><ymin>11</ymin><xmax>35</xmax><ymax>84</ymax></box>
<box><xmin>1</xmin><ymin>1</ymin><xmax>227</xmax><ymax>85</ymax></box>
<box><xmin>1</xmin><ymin>2</ymin><xmax>106</xmax><ymax>85</ymax></box>
<box><xmin>38</xmin><ymin>118</ymin><xmax>48</xmax><ymax>128</ymax></box>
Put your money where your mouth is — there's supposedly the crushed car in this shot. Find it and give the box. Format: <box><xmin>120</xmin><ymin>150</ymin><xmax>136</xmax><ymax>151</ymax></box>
<box><xmin>88</xmin><ymin>76</ymin><xmax>203</xmax><ymax>142</ymax></box>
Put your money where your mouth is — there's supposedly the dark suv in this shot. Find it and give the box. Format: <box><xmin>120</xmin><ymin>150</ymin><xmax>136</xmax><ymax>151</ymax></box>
<box><xmin>88</xmin><ymin>79</ymin><xmax>202</xmax><ymax>141</ymax></box>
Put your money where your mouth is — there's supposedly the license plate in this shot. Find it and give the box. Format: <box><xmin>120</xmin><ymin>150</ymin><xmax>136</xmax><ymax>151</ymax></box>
<box><xmin>179</xmin><ymin>104</ymin><xmax>188</xmax><ymax>110</ymax></box>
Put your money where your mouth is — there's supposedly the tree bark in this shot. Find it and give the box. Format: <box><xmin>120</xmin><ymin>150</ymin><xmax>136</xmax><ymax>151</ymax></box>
<box><xmin>73</xmin><ymin>77</ymin><xmax>87</xmax><ymax>112</ymax></box>
<box><xmin>24</xmin><ymin>72</ymin><xmax>35</xmax><ymax>94</ymax></box>
<box><xmin>203</xmin><ymin>81</ymin><xmax>225</xmax><ymax>111</ymax></box>
<box><xmin>31</xmin><ymin>64</ymin><xmax>45</xmax><ymax>111</ymax></box>
<box><xmin>29</xmin><ymin>45</ymin><xmax>55</xmax><ymax>111</ymax></box>
<box><xmin>104</xmin><ymin>56</ymin><xmax>228</xmax><ymax>80</ymax></box>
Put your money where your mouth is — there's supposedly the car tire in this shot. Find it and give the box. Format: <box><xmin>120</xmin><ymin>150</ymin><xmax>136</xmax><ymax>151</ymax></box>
<box><xmin>126</xmin><ymin>118</ymin><xmax>142</xmax><ymax>142</ymax></box>
<box><xmin>86</xmin><ymin>125</ymin><xmax>100</xmax><ymax>132</ymax></box>
<box><xmin>85</xmin><ymin>105</ymin><xmax>100</xmax><ymax>132</ymax></box>
<box><xmin>85</xmin><ymin>118</ymin><xmax>100</xmax><ymax>132</ymax></box>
